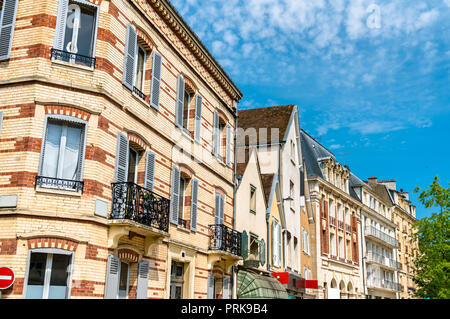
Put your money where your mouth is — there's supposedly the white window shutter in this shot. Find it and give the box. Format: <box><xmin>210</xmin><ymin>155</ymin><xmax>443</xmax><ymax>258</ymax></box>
<box><xmin>122</xmin><ymin>23</ymin><xmax>137</xmax><ymax>90</ymax></box>
<box><xmin>212</xmin><ymin>110</ymin><xmax>219</xmax><ymax>156</ymax></box>
<box><xmin>194</xmin><ymin>94</ymin><xmax>202</xmax><ymax>143</ymax></box>
<box><xmin>136</xmin><ymin>260</ymin><xmax>149</xmax><ymax>299</ymax></box>
<box><xmin>144</xmin><ymin>151</ymin><xmax>156</xmax><ymax>191</ymax></box>
<box><xmin>170</xmin><ymin>166</ymin><xmax>180</xmax><ymax>225</ymax></box>
<box><xmin>226</xmin><ymin>124</ymin><xmax>231</xmax><ymax>166</ymax></box>
<box><xmin>207</xmin><ymin>274</ymin><xmax>215</xmax><ymax>299</ymax></box>
<box><xmin>222</xmin><ymin>277</ymin><xmax>230</xmax><ymax>299</ymax></box>
<box><xmin>175</xmin><ymin>74</ymin><xmax>185</xmax><ymax>127</ymax></box>
<box><xmin>104</xmin><ymin>254</ymin><xmax>120</xmax><ymax>299</ymax></box>
<box><xmin>150</xmin><ymin>51</ymin><xmax>162</xmax><ymax>109</ymax></box>
<box><xmin>0</xmin><ymin>0</ymin><xmax>19</xmax><ymax>60</ymax></box>
<box><xmin>114</xmin><ymin>132</ymin><xmax>129</xmax><ymax>183</ymax></box>
<box><xmin>190</xmin><ymin>178</ymin><xmax>198</xmax><ymax>232</ymax></box>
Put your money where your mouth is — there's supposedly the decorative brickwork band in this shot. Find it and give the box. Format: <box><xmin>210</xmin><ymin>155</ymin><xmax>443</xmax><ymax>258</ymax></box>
<box><xmin>117</xmin><ymin>248</ymin><xmax>140</xmax><ymax>263</ymax></box>
<box><xmin>27</xmin><ymin>237</ymin><xmax>78</xmax><ymax>251</ymax></box>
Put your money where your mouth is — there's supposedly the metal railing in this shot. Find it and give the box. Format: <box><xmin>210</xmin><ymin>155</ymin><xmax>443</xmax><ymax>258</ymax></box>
<box><xmin>51</xmin><ymin>48</ymin><xmax>96</xmax><ymax>68</ymax></box>
<box><xmin>209</xmin><ymin>224</ymin><xmax>241</xmax><ymax>256</ymax></box>
<box><xmin>366</xmin><ymin>251</ymin><xmax>401</xmax><ymax>270</ymax></box>
<box><xmin>329</xmin><ymin>216</ymin><xmax>336</xmax><ymax>226</ymax></box>
<box><xmin>365</xmin><ymin>226</ymin><xmax>398</xmax><ymax>247</ymax></box>
<box><xmin>338</xmin><ymin>220</ymin><xmax>344</xmax><ymax>229</ymax></box>
<box><xmin>35</xmin><ymin>176</ymin><xmax>84</xmax><ymax>193</ymax></box>
<box><xmin>110</xmin><ymin>182</ymin><xmax>170</xmax><ymax>232</ymax></box>
<box><xmin>178</xmin><ymin>218</ymin><xmax>188</xmax><ymax>229</ymax></box>
<box><xmin>345</xmin><ymin>224</ymin><xmax>352</xmax><ymax>233</ymax></box>
<box><xmin>367</xmin><ymin>278</ymin><xmax>402</xmax><ymax>291</ymax></box>
<box><xmin>133</xmin><ymin>86</ymin><xmax>147</xmax><ymax>101</ymax></box>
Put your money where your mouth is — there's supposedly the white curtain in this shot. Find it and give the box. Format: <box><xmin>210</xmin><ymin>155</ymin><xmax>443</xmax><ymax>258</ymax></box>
<box><xmin>61</xmin><ymin>125</ymin><xmax>82</xmax><ymax>180</ymax></box>
<box><xmin>42</xmin><ymin>123</ymin><xmax>62</xmax><ymax>178</ymax></box>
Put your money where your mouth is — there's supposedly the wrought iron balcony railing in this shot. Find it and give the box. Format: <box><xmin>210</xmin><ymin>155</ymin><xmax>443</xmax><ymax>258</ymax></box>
<box><xmin>209</xmin><ymin>224</ymin><xmax>241</xmax><ymax>256</ymax></box>
<box><xmin>51</xmin><ymin>48</ymin><xmax>96</xmax><ymax>68</ymax></box>
<box><xmin>110</xmin><ymin>182</ymin><xmax>170</xmax><ymax>233</ymax></box>
<box><xmin>338</xmin><ymin>220</ymin><xmax>344</xmax><ymax>229</ymax></box>
<box><xmin>367</xmin><ymin>278</ymin><xmax>402</xmax><ymax>291</ymax></box>
<box><xmin>35</xmin><ymin>176</ymin><xmax>84</xmax><ymax>193</ymax></box>
<box><xmin>345</xmin><ymin>224</ymin><xmax>352</xmax><ymax>233</ymax></box>
<box><xmin>365</xmin><ymin>226</ymin><xmax>398</xmax><ymax>247</ymax></box>
<box><xmin>366</xmin><ymin>251</ymin><xmax>401</xmax><ymax>270</ymax></box>
<box><xmin>133</xmin><ymin>86</ymin><xmax>147</xmax><ymax>101</ymax></box>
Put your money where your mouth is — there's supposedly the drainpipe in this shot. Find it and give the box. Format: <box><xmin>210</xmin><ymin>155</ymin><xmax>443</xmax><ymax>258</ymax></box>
<box><xmin>267</xmin><ymin>210</ymin><xmax>271</xmax><ymax>272</ymax></box>
<box><xmin>360</xmin><ymin>209</ymin><xmax>367</xmax><ymax>299</ymax></box>
<box><xmin>231</xmin><ymin>104</ymin><xmax>238</xmax><ymax>300</ymax></box>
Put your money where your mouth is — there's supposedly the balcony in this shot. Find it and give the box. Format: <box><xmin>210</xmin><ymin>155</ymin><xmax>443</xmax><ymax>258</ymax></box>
<box><xmin>50</xmin><ymin>48</ymin><xmax>96</xmax><ymax>68</ymax></box>
<box><xmin>367</xmin><ymin>278</ymin><xmax>402</xmax><ymax>292</ymax></box>
<box><xmin>209</xmin><ymin>224</ymin><xmax>242</xmax><ymax>256</ymax></box>
<box><xmin>109</xmin><ymin>182</ymin><xmax>170</xmax><ymax>234</ymax></box>
<box><xmin>133</xmin><ymin>86</ymin><xmax>147</xmax><ymax>101</ymax></box>
<box><xmin>365</xmin><ymin>226</ymin><xmax>398</xmax><ymax>248</ymax></box>
<box><xmin>345</xmin><ymin>224</ymin><xmax>352</xmax><ymax>233</ymax></box>
<box><xmin>329</xmin><ymin>216</ymin><xmax>336</xmax><ymax>226</ymax></box>
<box><xmin>366</xmin><ymin>251</ymin><xmax>401</xmax><ymax>270</ymax></box>
<box><xmin>35</xmin><ymin>176</ymin><xmax>84</xmax><ymax>193</ymax></box>
<box><xmin>338</xmin><ymin>220</ymin><xmax>344</xmax><ymax>229</ymax></box>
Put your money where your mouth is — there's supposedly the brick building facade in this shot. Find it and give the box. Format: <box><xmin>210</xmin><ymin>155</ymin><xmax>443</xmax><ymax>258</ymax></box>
<box><xmin>0</xmin><ymin>0</ymin><xmax>243</xmax><ymax>299</ymax></box>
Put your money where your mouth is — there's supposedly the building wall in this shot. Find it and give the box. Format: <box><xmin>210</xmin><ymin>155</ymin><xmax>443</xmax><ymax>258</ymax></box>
<box><xmin>235</xmin><ymin>150</ymin><xmax>267</xmax><ymax>271</ymax></box>
<box><xmin>0</xmin><ymin>0</ymin><xmax>239</xmax><ymax>299</ymax></box>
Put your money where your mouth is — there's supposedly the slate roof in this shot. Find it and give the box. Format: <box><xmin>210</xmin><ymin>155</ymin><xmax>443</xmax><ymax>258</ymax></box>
<box><xmin>300</xmin><ymin>129</ymin><xmax>336</xmax><ymax>179</ymax></box>
<box><xmin>367</xmin><ymin>181</ymin><xmax>395</xmax><ymax>206</ymax></box>
<box><xmin>237</xmin><ymin>105</ymin><xmax>295</xmax><ymax>146</ymax></box>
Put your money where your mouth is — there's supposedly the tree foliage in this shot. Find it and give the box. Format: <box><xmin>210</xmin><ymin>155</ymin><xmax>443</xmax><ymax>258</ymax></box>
<box><xmin>412</xmin><ymin>176</ymin><xmax>450</xmax><ymax>299</ymax></box>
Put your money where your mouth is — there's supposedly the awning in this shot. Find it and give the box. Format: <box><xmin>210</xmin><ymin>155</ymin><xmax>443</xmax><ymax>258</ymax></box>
<box><xmin>237</xmin><ymin>270</ymin><xmax>289</xmax><ymax>299</ymax></box>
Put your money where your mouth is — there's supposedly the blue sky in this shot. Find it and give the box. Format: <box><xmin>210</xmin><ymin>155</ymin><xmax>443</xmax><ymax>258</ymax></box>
<box><xmin>171</xmin><ymin>0</ymin><xmax>450</xmax><ymax>220</ymax></box>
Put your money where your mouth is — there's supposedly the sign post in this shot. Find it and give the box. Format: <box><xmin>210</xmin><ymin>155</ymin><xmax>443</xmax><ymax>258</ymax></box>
<box><xmin>0</xmin><ymin>267</ymin><xmax>15</xmax><ymax>298</ymax></box>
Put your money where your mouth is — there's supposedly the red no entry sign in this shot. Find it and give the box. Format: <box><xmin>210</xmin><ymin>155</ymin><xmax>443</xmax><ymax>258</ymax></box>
<box><xmin>0</xmin><ymin>267</ymin><xmax>15</xmax><ymax>290</ymax></box>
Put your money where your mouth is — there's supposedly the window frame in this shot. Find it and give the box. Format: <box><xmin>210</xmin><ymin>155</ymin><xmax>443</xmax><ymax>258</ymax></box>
<box><xmin>118</xmin><ymin>261</ymin><xmax>130</xmax><ymax>299</ymax></box>
<box><xmin>37</xmin><ymin>114</ymin><xmax>88</xmax><ymax>189</ymax></box>
<box><xmin>58</xmin><ymin>0</ymin><xmax>100</xmax><ymax>59</ymax></box>
<box><xmin>133</xmin><ymin>43</ymin><xmax>147</xmax><ymax>92</ymax></box>
<box><xmin>249</xmin><ymin>184</ymin><xmax>256</xmax><ymax>214</ymax></box>
<box><xmin>22</xmin><ymin>248</ymin><xmax>75</xmax><ymax>299</ymax></box>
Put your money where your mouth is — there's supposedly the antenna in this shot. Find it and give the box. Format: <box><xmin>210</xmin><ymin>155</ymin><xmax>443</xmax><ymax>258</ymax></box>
<box><xmin>337</xmin><ymin>151</ymin><xmax>349</xmax><ymax>164</ymax></box>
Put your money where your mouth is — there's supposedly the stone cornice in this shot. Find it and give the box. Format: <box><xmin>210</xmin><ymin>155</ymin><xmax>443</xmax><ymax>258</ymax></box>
<box><xmin>147</xmin><ymin>0</ymin><xmax>243</xmax><ymax>103</ymax></box>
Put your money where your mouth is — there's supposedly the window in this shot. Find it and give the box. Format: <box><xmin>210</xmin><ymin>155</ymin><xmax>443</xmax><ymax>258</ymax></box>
<box><xmin>118</xmin><ymin>262</ymin><xmax>129</xmax><ymax>299</ymax></box>
<box><xmin>250</xmin><ymin>185</ymin><xmax>256</xmax><ymax>214</ymax></box>
<box><xmin>127</xmin><ymin>147</ymin><xmax>139</xmax><ymax>183</ymax></box>
<box><xmin>302</xmin><ymin>227</ymin><xmax>310</xmax><ymax>255</ymax></box>
<box><xmin>170</xmin><ymin>262</ymin><xmax>184</xmax><ymax>299</ymax></box>
<box><xmin>38</xmin><ymin>116</ymin><xmax>87</xmax><ymax>191</ymax></box>
<box><xmin>346</xmin><ymin>239</ymin><xmax>351</xmax><ymax>260</ymax></box>
<box><xmin>24</xmin><ymin>250</ymin><xmax>73</xmax><ymax>299</ymax></box>
<box><xmin>337</xmin><ymin>204</ymin><xmax>343</xmax><ymax>222</ymax></box>
<box><xmin>330</xmin><ymin>233</ymin><xmax>336</xmax><ymax>256</ymax></box>
<box><xmin>134</xmin><ymin>45</ymin><xmax>146</xmax><ymax>92</ymax></box>
<box><xmin>338</xmin><ymin>236</ymin><xmax>344</xmax><ymax>258</ymax></box>
<box><xmin>179</xmin><ymin>177</ymin><xmax>187</xmax><ymax>220</ymax></box>
<box><xmin>290</xmin><ymin>140</ymin><xmax>296</xmax><ymax>163</ymax></box>
<box><xmin>329</xmin><ymin>199</ymin><xmax>334</xmax><ymax>217</ymax></box>
<box><xmin>290</xmin><ymin>180</ymin><xmax>295</xmax><ymax>209</ymax></box>
<box><xmin>249</xmin><ymin>234</ymin><xmax>259</xmax><ymax>258</ymax></box>
<box><xmin>53</xmin><ymin>0</ymin><xmax>99</xmax><ymax>67</ymax></box>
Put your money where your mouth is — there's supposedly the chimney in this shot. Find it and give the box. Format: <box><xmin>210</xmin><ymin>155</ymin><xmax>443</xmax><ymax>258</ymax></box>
<box><xmin>380</xmin><ymin>179</ymin><xmax>397</xmax><ymax>191</ymax></box>
<box><xmin>368</xmin><ymin>177</ymin><xmax>378</xmax><ymax>184</ymax></box>
<box><xmin>401</xmin><ymin>191</ymin><xmax>409</xmax><ymax>201</ymax></box>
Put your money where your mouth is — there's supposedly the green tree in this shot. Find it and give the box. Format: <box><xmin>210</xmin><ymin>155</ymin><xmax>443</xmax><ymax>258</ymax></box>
<box><xmin>412</xmin><ymin>176</ymin><xmax>450</xmax><ymax>299</ymax></box>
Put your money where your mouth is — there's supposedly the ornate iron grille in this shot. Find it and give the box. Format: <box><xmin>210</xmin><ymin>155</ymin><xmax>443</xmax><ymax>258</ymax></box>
<box><xmin>51</xmin><ymin>48</ymin><xmax>96</xmax><ymax>68</ymax></box>
<box><xmin>178</xmin><ymin>218</ymin><xmax>188</xmax><ymax>229</ymax></box>
<box><xmin>35</xmin><ymin>176</ymin><xmax>84</xmax><ymax>193</ymax></box>
<box><xmin>209</xmin><ymin>224</ymin><xmax>241</xmax><ymax>256</ymax></box>
<box><xmin>110</xmin><ymin>182</ymin><xmax>170</xmax><ymax>233</ymax></box>
<box><xmin>133</xmin><ymin>86</ymin><xmax>147</xmax><ymax>101</ymax></box>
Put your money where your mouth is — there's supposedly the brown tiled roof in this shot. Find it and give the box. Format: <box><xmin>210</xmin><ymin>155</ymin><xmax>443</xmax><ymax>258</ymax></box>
<box><xmin>237</xmin><ymin>105</ymin><xmax>295</xmax><ymax>145</ymax></box>
<box><xmin>261</xmin><ymin>174</ymin><xmax>275</xmax><ymax>204</ymax></box>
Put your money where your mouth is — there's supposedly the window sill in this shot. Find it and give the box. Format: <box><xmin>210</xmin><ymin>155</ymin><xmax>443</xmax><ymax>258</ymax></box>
<box><xmin>131</xmin><ymin>91</ymin><xmax>151</xmax><ymax>108</ymax></box>
<box><xmin>35</xmin><ymin>187</ymin><xmax>82</xmax><ymax>197</ymax></box>
<box><xmin>177</xmin><ymin>226</ymin><xmax>191</xmax><ymax>234</ymax></box>
<box><xmin>51</xmin><ymin>58</ymin><xmax>95</xmax><ymax>72</ymax></box>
